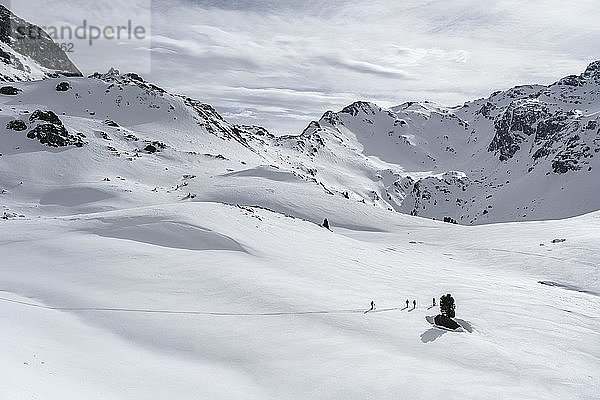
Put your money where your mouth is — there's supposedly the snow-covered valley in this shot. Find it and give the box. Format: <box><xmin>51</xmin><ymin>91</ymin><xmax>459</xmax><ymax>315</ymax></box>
<box><xmin>1</xmin><ymin>202</ymin><xmax>599</xmax><ymax>399</ymax></box>
<box><xmin>0</xmin><ymin>4</ymin><xmax>599</xmax><ymax>398</ymax></box>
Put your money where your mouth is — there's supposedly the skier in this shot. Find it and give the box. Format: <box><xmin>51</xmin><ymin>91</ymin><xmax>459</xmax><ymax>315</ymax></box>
<box><xmin>364</xmin><ymin>300</ymin><xmax>376</xmax><ymax>314</ymax></box>
<box><xmin>322</xmin><ymin>218</ymin><xmax>330</xmax><ymax>230</ymax></box>
<box><xmin>405</xmin><ymin>299</ymin><xmax>409</xmax><ymax>308</ymax></box>
<box><xmin>432</xmin><ymin>297</ymin><xmax>436</xmax><ymax>307</ymax></box>
<box><xmin>413</xmin><ymin>299</ymin><xmax>416</xmax><ymax>309</ymax></box>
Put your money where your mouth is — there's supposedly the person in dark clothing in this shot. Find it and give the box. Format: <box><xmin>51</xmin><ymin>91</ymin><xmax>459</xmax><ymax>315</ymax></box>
<box><xmin>432</xmin><ymin>297</ymin><xmax>436</xmax><ymax>306</ymax></box>
<box><xmin>370</xmin><ymin>301</ymin><xmax>375</xmax><ymax>311</ymax></box>
<box><xmin>322</xmin><ymin>218</ymin><xmax>330</xmax><ymax>230</ymax></box>
<box><xmin>413</xmin><ymin>299</ymin><xmax>416</xmax><ymax>308</ymax></box>
<box><xmin>405</xmin><ymin>299</ymin><xmax>409</xmax><ymax>308</ymax></box>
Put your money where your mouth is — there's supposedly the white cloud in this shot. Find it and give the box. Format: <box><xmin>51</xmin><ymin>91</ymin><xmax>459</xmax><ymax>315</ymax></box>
<box><xmin>7</xmin><ymin>0</ymin><xmax>600</xmax><ymax>134</ymax></box>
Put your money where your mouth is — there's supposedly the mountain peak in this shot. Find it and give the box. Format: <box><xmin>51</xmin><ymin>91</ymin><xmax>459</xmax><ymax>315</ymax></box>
<box><xmin>340</xmin><ymin>101</ymin><xmax>381</xmax><ymax>116</ymax></box>
<box><xmin>582</xmin><ymin>60</ymin><xmax>600</xmax><ymax>80</ymax></box>
<box><xmin>0</xmin><ymin>5</ymin><xmax>81</xmax><ymax>81</ymax></box>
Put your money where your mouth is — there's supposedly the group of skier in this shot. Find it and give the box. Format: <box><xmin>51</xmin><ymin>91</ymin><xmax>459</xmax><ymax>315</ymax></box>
<box><xmin>367</xmin><ymin>297</ymin><xmax>437</xmax><ymax>312</ymax></box>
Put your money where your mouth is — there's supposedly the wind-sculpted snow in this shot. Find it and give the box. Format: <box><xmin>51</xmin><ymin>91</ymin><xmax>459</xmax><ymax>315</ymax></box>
<box><xmin>222</xmin><ymin>165</ymin><xmax>303</xmax><ymax>182</ymax></box>
<box><xmin>93</xmin><ymin>219</ymin><xmax>246</xmax><ymax>252</ymax></box>
<box><xmin>0</xmin><ymin>203</ymin><xmax>598</xmax><ymax>399</ymax></box>
<box><xmin>39</xmin><ymin>187</ymin><xmax>114</xmax><ymax>207</ymax></box>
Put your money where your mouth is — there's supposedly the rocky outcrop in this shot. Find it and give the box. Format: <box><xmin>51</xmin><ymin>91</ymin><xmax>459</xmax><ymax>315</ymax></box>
<box><xmin>90</xmin><ymin>69</ymin><xmax>166</xmax><ymax>95</ymax></box>
<box><xmin>551</xmin><ymin>135</ymin><xmax>592</xmax><ymax>174</ymax></box>
<box><xmin>484</xmin><ymin>63</ymin><xmax>598</xmax><ymax>179</ymax></box>
<box><xmin>26</xmin><ymin>123</ymin><xmax>84</xmax><ymax>148</ymax></box>
<box><xmin>183</xmin><ymin>97</ymin><xmax>253</xmax><ymax>149</ymax></box>
<box><xmin>488</xmin><ymin>100</ymin><xmax>549</xmax><ymax>161</ymax></box>
<box><xmin>56</xmin><ymin>82</ymin><xmax>71</xmax><ymax>92</ymax></box>
<box><xmin>10</xmin><ymin>109</ymin><xmax>86</xmax><ymax>148</ymax></box>
<box><xmin>143</xmin><ymin>141</ymin><xmax>166</xmax><ymax>154</ymax></box>
<box><xmin>30</xmin><ymin>110</ymin><xmax>62</xmax><ymax>125</ymax></box>
<box><xmin>340</xmin><ymin>101</ymin><xmax>380</xmax><ymax>117</ymax></box>
<box><xmin>581</xmin><ymin>61</ymin><xmax>600</xmax><ymax>80</ymax></box>
<box><xmin>6</xmin><ymin>119</ymin><xmax>27</xmax><ymax>131</ymax></box>
<box><xmin>0</xmin><ymin>85</ymin><xmax>20</xmax><ymax>95</ymax></box>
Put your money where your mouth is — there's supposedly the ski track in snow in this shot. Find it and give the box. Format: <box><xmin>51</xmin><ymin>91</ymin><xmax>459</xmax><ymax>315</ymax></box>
<box><xmin>0</xmin><ymin>295</ymin><xmax>387</xmax><ymax>316</ymax></box>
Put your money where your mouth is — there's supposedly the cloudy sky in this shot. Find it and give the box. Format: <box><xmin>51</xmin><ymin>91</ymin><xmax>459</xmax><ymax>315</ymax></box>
<box><xmin>7</xmin><ymin>0</ymin><xmax>600</xmax><ymax>133</ymax></box>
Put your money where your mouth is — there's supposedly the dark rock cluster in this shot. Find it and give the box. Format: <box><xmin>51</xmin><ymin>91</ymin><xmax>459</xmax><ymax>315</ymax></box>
<box><xmin>30</xmin><ymin>109</ymin><xmax>62</xmax><ymax>125</ymax></box>
<box><xmin>484</xmin><ymin>71</ymin><xmax>597</xmax><ymax>175</ymax></box>
<box><xmin>6</xmin><ymin>119</ymin><xmax>27</xmax><ymax>131</ymax></box>
<box><xmin>104</xmin><ymin>120</ymin><xmax>120</xmax><ymax>127</ymax></box>
<box><xmin>143</xmin><ymin>141</ymin><xmax>166</xmax><ymax>154</ymax></box>
<box><xmin>56</xmin><ymin>81</ymin><xmax>70</xmax><ymax>91</ymax></box>
<box><xmin>551</xmin><ymin>135</ymin><xmax>592</xmax><ymax>174</ymax></box>
<box><xmin>26</xmin><ymin>123</ymin><xmax>84</xmax><ymax>148</ymax></box>
<box><xmin>581</xmin><ymin>60</ymin><xmax>600</xmax><ymax>81</ymax></box>
<box><xmin>488</xmin><ymin>100</ymin><xmax>549</xmax><ymax>161</ymax></box>
<box><xmin>0</xmin><ymin>86</ymin><xmax>21</xmax><ymax>95</ymax></box>
<box><xmin>8</xmin><ymin>109</ymin><xmax>85</xmax><ymax>148</ymax></box>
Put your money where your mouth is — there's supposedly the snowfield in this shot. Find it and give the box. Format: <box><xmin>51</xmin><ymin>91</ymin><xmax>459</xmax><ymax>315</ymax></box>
<box><xmin>0</xmin><ymin>24</ymin><xmax>599</xmax><ymax>398</ymax></box>
<box><xmin>1</xmin><ymin>202</ymin><xmax>599</xmax><ymax>399</ymax></box>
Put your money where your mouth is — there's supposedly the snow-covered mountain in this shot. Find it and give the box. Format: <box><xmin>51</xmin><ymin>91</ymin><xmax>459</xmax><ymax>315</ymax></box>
<box><xmin>292</xmin><ymin>62</ymin><xmax>600</xmax><ymax>224</ymax></box>
<box><xmin>0</xmin><ymin>5</ymin><xmax>81</xmax><ymax>81</ymax></box>
<box><xmin>1</xmin><ymin>7</ymin><xmax>599</xmax><ymax>399</ymax></box>
<box><xmin>2</xmin><ymin>62</ymin><xmax>599</xmax><ymax>225</ymax></box>
<box><xmin>0</xmin><ymin>4</ymin><xmax>597</xmax><ymax>226</ymax></box>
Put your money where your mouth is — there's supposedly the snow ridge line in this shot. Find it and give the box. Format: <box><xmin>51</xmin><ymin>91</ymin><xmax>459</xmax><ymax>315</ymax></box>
<box><xmin>0</xmin><ymin>296</ymin><xmax>411</xmax><ymax>316</ymax></box>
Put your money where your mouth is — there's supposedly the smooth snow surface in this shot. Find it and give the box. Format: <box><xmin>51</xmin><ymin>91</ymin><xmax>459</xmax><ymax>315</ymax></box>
<box><xmin>1</xmin><ymin>203</ymin><xmax>599</xmax><ymax>399</ymax></box>
<box><xmin>94</xmin><ymin>220</ymin><xmax>246</xmax><ymax>252</ymax></box>
<box><xmin>39</xmin><ymin>187</ymin><xmax>114</xmax><ymax>207</ymax></box>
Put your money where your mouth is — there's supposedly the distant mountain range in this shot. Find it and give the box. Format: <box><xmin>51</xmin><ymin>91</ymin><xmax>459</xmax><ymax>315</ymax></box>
<box><xmin>292</xmin><ymin>61</ymin><xmax>600</xmax><ymax>224</ymax></box>
<box><xmin>0</xmin><ymin>5</ymin><xmax>598</xmax><ymax>225</ymax></box>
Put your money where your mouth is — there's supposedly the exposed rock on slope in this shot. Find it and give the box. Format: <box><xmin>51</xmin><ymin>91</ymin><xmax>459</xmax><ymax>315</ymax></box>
<box><xmin>287</xmin><ymin>61</ymin><xmax>600</xmax><ymax>224</ymax></box>
<box><xmin>0</xmin><ymin>5</ymin><xmax>81</xmax><ymax>81</ymax></box>
<box><xmin>7</xmin><ymin>109</ymin><xmax>85</xmax><ymax>147</ymax></box>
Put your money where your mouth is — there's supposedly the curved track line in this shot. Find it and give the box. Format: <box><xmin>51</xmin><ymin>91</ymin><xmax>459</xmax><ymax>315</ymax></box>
<box><xmin>0</xmin><ymin>296</ymin><xmax>411</xmax><ymax>317</ymax></box>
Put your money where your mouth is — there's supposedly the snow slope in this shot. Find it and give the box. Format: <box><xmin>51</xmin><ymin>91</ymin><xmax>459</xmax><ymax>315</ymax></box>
<box><xmin>1</xmin><ymin>203</ymin><xmax>599</xmax><ymax>399</ymax></box>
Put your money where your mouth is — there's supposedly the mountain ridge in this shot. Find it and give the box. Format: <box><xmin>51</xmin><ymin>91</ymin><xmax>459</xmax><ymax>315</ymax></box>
<box><xmin>294</xmin><ymin>60</ymin><xmax>600</xmax><ymax>223</ymax></box>
<box><xmin>0</xmin><ymin>7</ymin><xmax>597</xmax><ymax>225</ymax></box>
<box><xmin>1</xmin><ymin>61</ymin><xmax>599</xmax><ymax>225</ymax></box>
